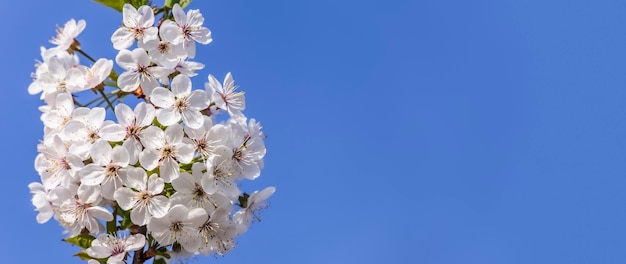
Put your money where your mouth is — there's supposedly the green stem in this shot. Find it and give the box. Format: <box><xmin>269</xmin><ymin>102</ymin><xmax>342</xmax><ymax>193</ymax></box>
<box><xmin>99</xmin><ymin>89</ymin><xmax>115</xmax><ymax>110</ymax></box>
<box><xmin>106</xmin><ymin>204</ymin><xmax>117</xmax><ymax>234</ymax></box>
<box><xmin>73</xmin><ymin>97</ymin><xmax>85</xmax><ymax>107</ymax></box>
<box><xmin>75</xmin><ymin>49</ymin><xmax>96</xmax><ymax>63</ymax></box>
<box><xmin>84</xmin><ymin>96</ymin><xmax>105</xmax><ymax>107</ymax></box>
<box><xmin>104</xmin><ymin>81</ymin><xmax>118</xmax><ymax>88</ymax></box>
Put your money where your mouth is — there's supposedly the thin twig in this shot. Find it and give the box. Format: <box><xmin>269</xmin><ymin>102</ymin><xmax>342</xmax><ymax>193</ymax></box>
<box><xmin>75</xmin><ymin>49</ymin><xmax>96</xmax><ymax>63</ymax></box>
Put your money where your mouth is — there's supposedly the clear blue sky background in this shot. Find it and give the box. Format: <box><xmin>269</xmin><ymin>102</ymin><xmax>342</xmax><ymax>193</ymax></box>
<box><xmin>2</xmin><ymin>0</ymin><xmax>626</xmax><ymax>263</ymax></box>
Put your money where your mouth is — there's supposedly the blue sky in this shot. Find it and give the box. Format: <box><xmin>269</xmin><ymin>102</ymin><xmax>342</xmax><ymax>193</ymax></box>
<box><xmin>2</xmin><ymin>0</ymin><xmax>626</xmax><ymax>263</ymax></box>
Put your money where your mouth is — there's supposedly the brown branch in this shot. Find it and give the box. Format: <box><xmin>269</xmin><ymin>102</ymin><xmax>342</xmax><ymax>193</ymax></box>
<box><xmin>131</xmin><ymin>225</ymin><xmax>148</xmax><ymax>264</ymax></box>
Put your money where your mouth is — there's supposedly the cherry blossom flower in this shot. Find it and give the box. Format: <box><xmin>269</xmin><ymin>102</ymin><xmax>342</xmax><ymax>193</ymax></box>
<box><xmin>46</xmin><ymin>19</ymin><xmax>86</xmax><ymax>57</ymax></box>
<box><xmin>116</xmin><ymin>48</ymin><xmax>173</xmax><ymax>96</ymax></box>
<box><xmin>171</xmin><ymin>163</ymin><xmax>231</xmax><ymax>212</ymax></box>
<box><xmin>151</xmin><ymin>74</ymin><xmax>209</xmax><ymax>129</ymax></box>
<box><xmin>28</xmin><ymin>182</ymin><xmax>71</xmax><ymax>224</ymax></box>
<box><xmin>79</xmin><ymin>141</ymin><xmax>130</xmax><ymax>200</ymax></box>
<box><xmin>114</xmin><ymin>168</ymin><xmax>170</xmax><ymax>226</ymax></box>
<box><xmin>234</xmin><ymin>187</ymin><xmax>275</xmax><ymax>234</ymax></box>
<box><xmin>28</xmin><ymin>4</ymin><xmax>275</xmax><ymax>262</ymax></box>
<box><xmin>148</xmin><ymin>204</ymin><xmax>208</xmax><ymax>252</ymax></box>
<box><xmin>86</xmin><ymin>233</ymin><xmax>146</xmax><ymax>263</ymax></box>
<box><xmin>113</xmin><ymin>102</ymin><xmax>156</xmax><ymax>164</ymax></box>
<box><xmin>57</xmin><ymin>185</ymin><xmax>113</xmax><ymax>236</ymax></box>
<box><xmin>206</xmin><ymin>72</ymin><xmax>245</xmax><ymax>119</ymax></box>
<box><xmin>160</xmin><ymin>4</ymin><xmax>212</xmax><ymax>58</ymax></box>
<box><xmin>139</xmin><ymin>124</ymin><xmax>194</xmax><ymax>182</ymax></box>
<box><xmin>139</xmin><ymin>38</ymin><xmax>186</xmax><ymax>68</ymax></box>
<box><xmin>198</xmin><ymin>206</ymin><xmax>236</xmax><ymax>256</ymax></box>
<box><xmin>111</xmin><ymin>4</ymin><xmax>158</xmax><ymax>50</ymax></box>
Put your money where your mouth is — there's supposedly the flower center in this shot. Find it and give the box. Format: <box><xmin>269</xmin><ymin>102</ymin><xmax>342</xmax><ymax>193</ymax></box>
<box><xmin>162</xmin><ymin>145</ymin><xmax>174</xmax><ymax>158</ymax></box>
<box><xmin>174</xmin><ymin>97</ymin><xmax>188</xmax><ymax>111</ymax></box>
<box><xmin>106</xmin><ymin>164</ymin><xmax>120</xmax><ymax>177</ymax></box>
<box><xmin>88</xmin><ymin>130</ymin><xmax>100</xmax><ymax>142</ymax></box>
<box><xmin>157</xmin><ymin>42</ymin><xmax>170</xmax><ymax>54</ymax></box>
<box><xmin>132</xmin><ymin>26</ymin><xmax>145</xmax><ymax>38</ymax></box>
<box><xmin>127</xmin><ymin>125</ymin><xmax>141</xmax><ymax>139</ymax></box>
<box><xmin>170</xmin><ymin>221</ymin><xmax>183</xmax><ymax>232</ymax></box>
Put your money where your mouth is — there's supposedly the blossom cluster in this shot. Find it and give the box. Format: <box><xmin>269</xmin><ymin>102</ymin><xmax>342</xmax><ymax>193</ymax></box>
<box><xmin>27</xmin><ymin>3</ymin><xmax>274</xmax><ymax>263</ymax></box>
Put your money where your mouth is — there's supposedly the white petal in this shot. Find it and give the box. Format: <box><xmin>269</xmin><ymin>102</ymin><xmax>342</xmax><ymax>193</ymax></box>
<box><xmin>167</xmin><ymin>204</ymin><xmax>188</xmax><ymax>223</ymax></box>
<box><xmin>87</xmin><ymin>245</ymin><xmax>112</xmax><ymax>258</ymax></box>
<box><xmin>148</xmin><ymin>195</ymin><xmax>170</xmax><ymax>218</ymax></box>
<box><xmin>117</xmin><ymin>71</ymin><xmax>139</xmax><ymax>92</ymax></box>
<box><xmin>174</xmin><ymin>143</ymin><xmax>194</xmax><ymax>163</ymax></box>
<box><xmin>137</xmin><ymin>5</ymin><xmax>155</xmax><ymax>27</ymax></box>
<box><xmin>160</xmin><ymin>158</ymin><xmax>179</xmax><ymax>183</ymax></box>
<box><xmin>88</xmin><ymin>206</ymin><xmax>114</xmax><ymax>221</ymax></box>
<box><xmin>171</xmin><ymin>75</ymin><xmax>191</xmax><ymax>97</ymax></box>
<box><xmin>123</xmin><ymin>138</ymin><xmax>141</xmax><ymax>165</ymax></box>
<box><xmin>122</xmin><ymin>4</ymin><xmax>139</xmax><ymax>27</ymax></box>
<box><xmin>79</xmin><ymin>164</ymin><xmax>105</xmax><ymax>186</ymax></box>
<box><xmin>111</xmin><ymin>146</ymin><xmax>130</xmax><ymax>166</ymax></box>
<box><xmin>90</xmin><ymin>140</ymin><xmax>112</xmax><ymax>164</ymax></box>
<box><xmin>187</xmin><ymin>90</ymin><xmax>209</xmax><ymax>109</ymax></box>
<box><xmin>136</xmin><ymin>102</ymin><xmax>156</xmax><ymax>127</ymax></box>
<box><xmin>192</xmin><ymin>27</ymin><xmax>212</xmax><ymax>44</ymax></box>
<box><xmin>115</xmin><ymin>49</ymin><xmax>136</xmax><ymax>70</ymax></box>
<box><xmin>139</xmin><ymin>149</ymin><xmax>159</xmax><ymax>171</ymax></box>
<box><xmin>171</xmin><ymin>172</ymin><xmax>195</xmax><ymax>193</ymax></box>
<box><xmin>165</xmin><ymin>124</ymin><xmax>184</xmax><ymax>144</ymax></box>
<box><xmin>159</xmin><ymin>21</ymin><xmax>182</xmax><ymax>44</ymax></box>
<box><xmin>125</xmin><ymin>167</ymin><xmax>147</xmax><ymax>190</ymax></box>
<box><xmin>255</xmin><ymin>186</ymin><xmax>276</xmax><ymax>202</ymax></box>
<box><xmin>172</xmin><ymin>4</ymin><xmax>188</xmax><ymax>26</ymax></box>
<box><xmin>100</xmin><ymin>123</ymin><xmax>126</xmax><ymax>142</ymax></box>
<box><xmin>111</xmin><ymin>28</ymin><xmax>134</xmax><ymax>50</ymax></box>
<box><xmin>115</xmin><ymin>103</ymin><xmax>135</xmax><ymax>127</ymax></box>
<box><xmin>181</xmin><ymin>109</ymin><xmax>203</xmax><ymax>129</ymax></box>
<box><xmin>131</xmin><ymin>48</ymin><xmax>151</xmax><ymax>66</ymax></box>
<box><xmin>150</xmin><ymin>87</ymin><xmax>175</xmax><ymax>108</ymax></box>
<box><xmin>188</xmin><ymin>207</ymin><xmax>208</xmax><ymax>227</ymax></box>
<box><xmin>180</xmin><ymin>236</ymin><xmax>201</xmax><ymax>253</ymax></box>
<box><xmin>157</xmin><ymin>108</ymin><xmax>181</xmax><ymax>126</ymax></box>
<box><xmin>130</xmin><ymin>203</ymin><xmax>148</xmax><ymax>225</ymax></box>
<box><xmin>147</xmin><ymin>173</ymin><xmax>165</xmax><ymax>194</ymax></box>
<box><xmin>125</xmin><ymin>234</ymin><xmax>146</xmax><ymax>251</ymax></box>
<box><xmin>36</xmin><ymin>207</ymin><xmax>54</xmax><ymax>224</ymax></box>
<box><xmin>114</xmin><ymin>188</ymin><xmax>137</xmax><ymax>211</ymax></box>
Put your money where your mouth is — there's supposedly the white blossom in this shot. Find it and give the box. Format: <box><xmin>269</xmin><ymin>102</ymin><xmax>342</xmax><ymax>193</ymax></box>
<box><xmin>46</xmin><ymin>19</ymin><xmax>86</xmax><ymax>57</ymax></box>
<box><xmin>148</xmin><ymin>204</ymin><xmax>208</xmax><ymax>252</ymax></box>
<box><xmin>151</xmin><ymin>74</ymin><xmax>209</xmax><ymax>129</ymax></box>
<box><xmin>28</xmin><ymin>4</ymin><xmax>275</xmax><ymax>261</ymax></box>
<box><xmin>160</xmin><ymin>4</ymin><xmax>212</xmax><ymax>58</ymax></box>
<box><xmin>206</xmin><ymin>72</ymin><xmax>245</xmax><ymax>119</ymax></box>
<box><xmin>116</xmin><ymin>48</ymin><xmax>173</xmax><ymax>96</ymax></box>
<box><xmin>111</xmin><ymin>4</ymin><xmax>158</xmax><ymax>50</ymax></box>
<box><xmin>114</xmin><ymin>168</ymin><xmax>170</xmax><ymax>226</ymax></box>
<box><xmin>139</xmin><ymin>124</ymin><xmax>194</xmax><ymax>182</ymax></box>
<box><xmin>86</xmin><ymin>233</ymin><xmax>146</xmax><ymax>263</ymax></box>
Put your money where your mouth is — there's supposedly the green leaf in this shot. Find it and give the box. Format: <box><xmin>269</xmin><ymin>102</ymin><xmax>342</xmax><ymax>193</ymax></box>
<box><xmin>118</xmin><ymin>208</ymin><xmax>134</xmax><ymax>230</ymax></box>
<box><xmin>153</xmin><ymin>258</ymin><xmax>168</xmax><ymax>264</ymax></box>
<box><xmin>128</xmin><ymin>0</ymin><xmax>151</xmax><ymax>8</ymax></box>
<box><xmin>92</xmin><ymin>0</ymin><xmax>152</xmax><ymax>12</ymax></box>
<box><xmin>165</xmin><ymin>0</ymin><xmax>192</xmax><ymax>8</ymax></box>
<box><xmin>106</xmin><ymin>206</ymin><xmax>118</xmax><ymax>233</ymax></box>
<box><xmin>74</xmin><ymin>251</ymin><xmax>108</xmax><ymax>263</ymax></box>
<box><xmin>74</xmin><ymin>250</ymin><xmax>93</xmax><ymax>261</ymax></box>
<box><xmin>92</xmin><ymin>0</ymin><xmax>125</xmax><ymax>12</ymax></box>
<box><xmin>63</xmin><ymin>234</ymin><xmax>96</xmax><ymax>249</ymax></box>
<box><xmin>163</xmin><ymin>182</ymin><xmax>175</xmax><ymax>198</ymax></box>
<box><xmin>238</xmin><ymin>193</ymin><xmax>250</xmax><ymax>208</ymax></box>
